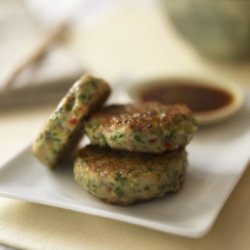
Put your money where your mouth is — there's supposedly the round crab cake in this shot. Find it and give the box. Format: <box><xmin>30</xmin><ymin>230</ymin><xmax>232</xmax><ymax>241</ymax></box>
<box><xmin>74</xmin><ymin>145</ymin><xmax>187</xmax><ymax>205</ymax></box>
<box><xmin>32</xmin><ymin>74</ymin><xmax>111</xmax><ymax>168</ymax></box>
<box><xmin>84</xmin><ymin>102</ymin><xmax>197</xmax><ymax>154</ymax></box>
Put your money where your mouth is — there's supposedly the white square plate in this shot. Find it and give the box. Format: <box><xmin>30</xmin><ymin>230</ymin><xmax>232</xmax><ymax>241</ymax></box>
<box><xmin>0</xmin><ymin>93</ymin><xmax>249</xmax><ymax>238</ymax></box>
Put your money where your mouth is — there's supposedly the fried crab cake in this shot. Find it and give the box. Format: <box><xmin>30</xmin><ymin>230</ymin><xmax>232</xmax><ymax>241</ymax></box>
<box><xmin>84</xmin><ymin>102</ymin><xmax>197</xmax><ymax>153</ymax></box>
<box><xmin>32</xmin><ymin>74</ymin><xmax>111</xmax><ymax>168</ymax></box>
<box><xmin>74</xmin><ymin>145</ymin><xmax>187</xmax><ymax>205</ymax></box>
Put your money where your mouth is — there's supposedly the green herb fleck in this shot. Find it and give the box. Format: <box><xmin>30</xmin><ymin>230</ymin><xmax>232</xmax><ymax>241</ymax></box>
<box><xmin>79</xmin><ymin>93</ymin><xmax>91</xmax><ymax>102</ymax></box>
<box><xmin>114</xmin><ymin>186</ymin><xmax>124</xmax><ymax>197</ymax></box>
<box><xmin>134</xmin><ymin>134</ymin><xmax>143</xmax><ymax>143</ymax></box>
<box><xmin>159</xmin><ymin>185</ymin><xmax>166</xmax><ymax>192</ymax></box>
<box><xmin>89</xmin><ymin>79</ymin><xmax>98</xmax><ymax>88</ymax></box>
<box><xmin>110</xmin><ymin>133</ymin><xmax>124</xmax><ymax>141</ymax></box>
<box><xmin>91</xmin><ymin>184</ymin><xmax>98</xmax><ymax>193</ymax></box>
<box><xmin>65</xmin><ymin>98</ymin><xmax>75</xmax><ymax>111</ymax></box>
<box><xmin>45</xmin><ymin>131</ymin><xmax>61</xmax><ymax>142</ymax></box>
<box><xmin>169</xmin><ymin>127</ymin><xmax>179</xmax><ymax>138</ymax></box>
<box><xmin>115</xmin><ymin>173</ymin><xmax>127</xmax><ymax>185</ymax></box>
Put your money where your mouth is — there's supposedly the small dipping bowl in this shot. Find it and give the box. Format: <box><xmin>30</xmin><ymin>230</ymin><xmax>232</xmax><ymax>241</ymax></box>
<box><xmin>128</xmin><ymin>74</ymin><xmax>244</xmax><ymax>125</ymax></box>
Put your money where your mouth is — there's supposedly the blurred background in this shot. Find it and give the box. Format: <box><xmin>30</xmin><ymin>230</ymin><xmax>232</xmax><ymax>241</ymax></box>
<box><xmin>1</xmin><ymin>0</ymin><xmax>250</xmax><ymax>104</ymax></box>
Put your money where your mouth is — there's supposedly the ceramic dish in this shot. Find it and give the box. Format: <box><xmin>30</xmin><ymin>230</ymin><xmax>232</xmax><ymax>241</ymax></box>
<box><xmin>127</xmin><ymin>74</ymin><xmax>244</xmax><ymax>125</ymax></box>
<box><xmin>0</xmin><ymin>90</ymin><xmax>249</xmax><ymax>238</ymax></box>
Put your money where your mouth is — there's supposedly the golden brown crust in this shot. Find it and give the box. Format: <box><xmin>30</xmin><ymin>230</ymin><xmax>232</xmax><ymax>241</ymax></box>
<box><xmin>85</xmin><ymin>102</ymin><xmax>197</xmax><ymax>153</ymax></box>
<box><xmin>74</xmin><ymin>145</ymin><xmax>188</xmax><ymax>205</ymax></box>
<box><xmin>88</xmin><ymin>102</ymin><xmax>191</xmax><ymax>131</ymax></box>
<box><xmin>77</xmin><ymin>145</ymin><xmax>185</xmax><ymax>177</ymax></box>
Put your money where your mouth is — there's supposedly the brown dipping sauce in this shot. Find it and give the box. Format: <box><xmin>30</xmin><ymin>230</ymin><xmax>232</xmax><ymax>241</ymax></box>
<box><xmin>139</xmin><ymin>80</ymin><xmax>234</xmax><ymax>113</ymax></box>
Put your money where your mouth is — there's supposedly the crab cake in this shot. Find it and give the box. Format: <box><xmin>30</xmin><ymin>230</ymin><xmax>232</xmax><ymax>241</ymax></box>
<box><xmin>74</xmin><ymin>145</ymin><xmax>187</xmax><ymax>205</ymax></box>
<box><xmin>32</xmin><ymin>74</ymin><xmax>111</xmax><ymax>168</ymax></box>
<box><xmin>84</xmin><ymin>102</ymin><xmax>197</xmax><ymax>154</ymax></box>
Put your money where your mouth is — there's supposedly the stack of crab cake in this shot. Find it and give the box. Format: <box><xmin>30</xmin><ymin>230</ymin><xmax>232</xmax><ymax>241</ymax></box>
<box><xmin>32</xmin><ymin>74</ymin><xmax>197</xmax><ymax>205</ymax></box>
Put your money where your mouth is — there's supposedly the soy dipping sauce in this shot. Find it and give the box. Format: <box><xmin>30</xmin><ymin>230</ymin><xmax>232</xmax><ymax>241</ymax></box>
<box><xmin>139</xmin><ymin>80</ymin><xmax>234</xmax><ymax>113</ymax></box>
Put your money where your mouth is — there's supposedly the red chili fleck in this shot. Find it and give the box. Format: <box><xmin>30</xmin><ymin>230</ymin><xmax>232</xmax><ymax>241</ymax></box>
<box><xmin>69</xmin><ymin>117</ymin><xmax>77</xmax><ymax>125</ymax></box>
<box><xmin>165</xmin><ymin>143</ymin><xmax>173</xmax><ymax>149</ymax></box>
<box><xmin>149</xmin><ymin>139</ymin><xmax>156</xmax><ymax>143</ymax></box>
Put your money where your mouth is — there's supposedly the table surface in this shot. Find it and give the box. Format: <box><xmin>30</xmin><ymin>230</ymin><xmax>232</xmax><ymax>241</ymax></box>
<box><xmin>0</xmin><ymin>1</ymin><xmax>250</xmax><ymax>250</ymax></box>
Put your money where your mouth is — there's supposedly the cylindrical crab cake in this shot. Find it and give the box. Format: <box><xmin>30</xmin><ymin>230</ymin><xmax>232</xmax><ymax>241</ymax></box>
<box><xmin>74</xmin><ymin>145</ymin><xmax>187</xmax><ymax>205</ymax></box>
<box><xmin>84</xmin><ymin>102</ymin><xmax>197</xmax><ymax>154</ymax></box>
<box><xmin>32</xmin><ymin>74</ymin><xmax>111</xmax><ymax>168</ymax></box>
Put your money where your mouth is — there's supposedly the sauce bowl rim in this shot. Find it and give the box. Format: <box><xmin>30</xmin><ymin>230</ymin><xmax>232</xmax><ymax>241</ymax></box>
<box><xmin>127</xmin><ymin>73</ymin><xmax>245</xmax><ymax>125</ymax></box>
